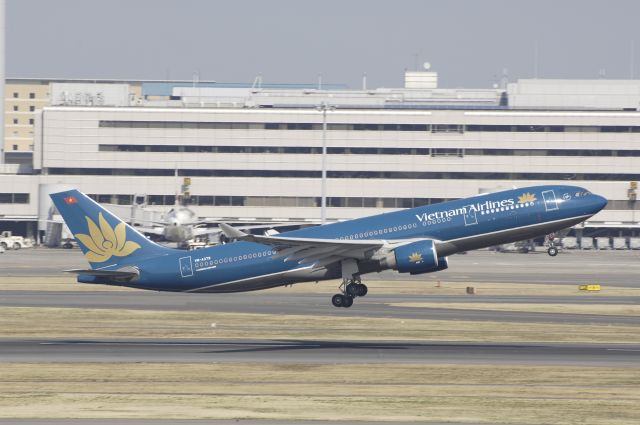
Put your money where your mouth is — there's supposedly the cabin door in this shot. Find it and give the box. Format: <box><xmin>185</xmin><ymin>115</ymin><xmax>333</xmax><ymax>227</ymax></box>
<box><xmin>463</xmin><ymin>205</ymin><xmax>478</xmax><ymax>226</ymax></box>
<box><xmin>542</xmin><ymin>190</ymin><xmax>559</xmax><ymax>212</ymax></box>
<box><xmin>179</xmin><ymin>256</ymin><xmax>194</xmax><ymax>278</ymax></box>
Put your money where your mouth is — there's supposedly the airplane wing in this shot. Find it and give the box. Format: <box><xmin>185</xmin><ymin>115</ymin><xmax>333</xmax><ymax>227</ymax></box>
<box><xmin>192</xmin><ymin>223</ymin><xmax>308</xmax><ymax>237</ymax></box>
<box><xmin>219</xmin><ymin>223</ymin><xmax>407</xmax><ymax>268</ymax></box>
<box><xmin>132</xmin><ymin>225</ymin><xmax>165</xmax><ymax>236</ymax></box>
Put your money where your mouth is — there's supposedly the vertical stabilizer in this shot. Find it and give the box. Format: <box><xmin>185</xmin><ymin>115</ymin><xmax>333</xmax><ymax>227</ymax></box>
<box><xmin>50</xmin><ymin>189</ymin><xmax>173</xmax><ymax>269</ymax></box>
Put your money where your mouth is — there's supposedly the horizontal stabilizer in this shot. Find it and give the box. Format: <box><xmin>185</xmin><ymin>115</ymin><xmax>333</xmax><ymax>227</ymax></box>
<box><xmin>64</xmin><ymin>268</ymin><xmax>139</xmax><ymax>281</ymax></box>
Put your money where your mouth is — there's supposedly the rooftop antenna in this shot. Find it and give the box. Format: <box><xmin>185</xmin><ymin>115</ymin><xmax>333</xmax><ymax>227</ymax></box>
<box><xmin>533</xmin><ymin>40</ymin><xmax>539</xmax><ymax>78</ymax></box>
<box><xmin>413</xmin><ymin>49</ymin><xmax>422</xmax><ymax>71</ymax></box>
<box><xmin>317</xmin><ymin>73</ymin><xmax>323</xmax><ymax>90</ymax></box>
<box><xmin>362</xmin><ymin>72</ymin><xmax>367</xmax><ymax>90</ymax></box>
<box><xmin>192</xmin><ymin>71</ymin><xmax>199</xmax><ymax>88</ymax></box>
<box><xmin>252</xmin><ymin>74</ymin><xmax>263</xmax><ymax>89</ymax></box>
<box><xmin>630</xmin><ymin>40</ymin><xmax>635</xmax><ymax>79</ymax></box>
<box><xmin>0</xmin><ymin>0</ymin><xmax>5</xmax><ymax>164</ymax></box>
<box><xmin>500</xmin><ymin>68</ymin><xmax>509</xmax><ymax>90</ymax></box>
<box><xmin>423</xmin><ymin>62</ymin><xmax>431</xmax><ymax>71</ymax></box>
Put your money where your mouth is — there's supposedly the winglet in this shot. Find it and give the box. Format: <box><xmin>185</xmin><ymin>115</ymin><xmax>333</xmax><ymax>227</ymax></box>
<box><xmin>219</xmin><ymin>223</ymin><xmax>248</xmax><ymax>239</ymax></box>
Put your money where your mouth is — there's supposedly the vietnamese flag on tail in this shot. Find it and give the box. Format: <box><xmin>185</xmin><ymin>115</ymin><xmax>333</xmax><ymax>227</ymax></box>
<box><xmin>64</xmin><ymin>196</ymin><xmax>78</xmax><ymax>205</ymax></box>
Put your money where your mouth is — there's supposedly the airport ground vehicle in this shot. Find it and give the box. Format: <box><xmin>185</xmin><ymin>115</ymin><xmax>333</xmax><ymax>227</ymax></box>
<box><xmin>0</xmin><ymin>231</ymin><xmax>34</xmax><ymax>250</ymax></box>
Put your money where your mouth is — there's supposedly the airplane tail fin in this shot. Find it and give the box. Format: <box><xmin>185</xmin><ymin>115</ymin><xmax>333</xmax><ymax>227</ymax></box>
<box><xmin>50</xmin><ymin>189</ymin><xmax>173</xmax><ymax>269</ymax></box>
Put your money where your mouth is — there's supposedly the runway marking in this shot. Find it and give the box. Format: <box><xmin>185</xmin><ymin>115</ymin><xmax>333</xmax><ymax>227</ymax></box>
<box><xmin>39</xmin><ymin>341</ymin><xmax>302</xmax><ymax>347</ymax></box>
<box><xmin>606</xmin><ymin>348</ymin><xmax>640</xmax><ymax>352</ymax></box>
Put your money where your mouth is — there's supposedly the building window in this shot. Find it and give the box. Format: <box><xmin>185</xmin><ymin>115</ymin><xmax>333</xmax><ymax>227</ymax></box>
<box><xmin>29</xmin><ymin>93</ymin><xmax>35</xmax><ymax>99</ymax></box>
<box><xmin>29</xmin><ymin>119</ymin><xmax>34</xmax><ymax>125</ymax></box>
<box><xmin>13</xmin><ymin>193</ymin><xmax>29</xmax><ymax>203</ymax></box>
<box><xmin>29</xmin><ymin>106</ymin><xmax>35</xmax><ymax>112</ymax></box>
<box><xmin>12</xmin><ymin>144</ymin><xmax>17</xmax><ymax>151</ymax></box>
<box><xmin>12</xmin><ymin>106</ymin><xmax>18</xmax><ymax>111</ymax></box>
<box><xmin>12</xmin><ymin>118</ymin><xmax>18</xmax><ymax>124</ymax></box>
<box><xmin>12</xmin><ymin>92</ymin><xmax>18</xmax><ymax>98</ymax></box>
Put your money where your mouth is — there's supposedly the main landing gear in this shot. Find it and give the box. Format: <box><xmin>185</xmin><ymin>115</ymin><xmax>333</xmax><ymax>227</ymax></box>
<box><xmin>331</xmin><ymin>277</ymin><xmax>368</xmax><ymax>308</ymax></box>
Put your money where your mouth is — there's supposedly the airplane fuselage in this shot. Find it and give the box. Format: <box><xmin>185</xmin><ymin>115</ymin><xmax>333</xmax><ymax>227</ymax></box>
<box><xmin>79</xmin><ymin>185</ymin><xmax>607</xmax><ymax>293</ymax></box>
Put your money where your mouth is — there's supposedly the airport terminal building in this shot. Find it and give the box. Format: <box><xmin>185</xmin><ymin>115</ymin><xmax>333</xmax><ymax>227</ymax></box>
<box><xmin>1</xmin><ymin>73</ymin><xmax>639</xmax><ymax>244</ymax></box>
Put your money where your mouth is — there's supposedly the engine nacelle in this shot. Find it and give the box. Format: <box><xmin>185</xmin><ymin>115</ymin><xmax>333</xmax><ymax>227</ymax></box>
<box><xmin>392</xmin><ymin>240</ymin><xmax>449</xmax><ymax>275</ymax></box>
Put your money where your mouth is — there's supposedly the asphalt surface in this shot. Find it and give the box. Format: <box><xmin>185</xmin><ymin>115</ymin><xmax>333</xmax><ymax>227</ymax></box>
<box><xmin>1</xmin><ymin>339</ymin><xmax>638</xmax><ymax>366</ymax></box>
<box><xmin>1</xmin><ymin>248</ymin><xmax>639</xmax><ymax>423</ymax></box>
<box><xmin>1</xmin><ymin>248</ymin><xmax>639</xmax><ymax>366</ymax></box>
<box><xmin>1</xmin><ymin>248</ymin><xmax>639</xmax><ymax>327</ymax></box>
<box><xmin>2</xmin><ymin>247</ymin><xmax>640</xmax><ymax>286</ymax></box>
<box><xmin>1</xmin><ymin>290</ymin><xmax>639</xmax><ymax>325</ymax></box>
<box><xmin>0</xmin><ymin>421</ymin><xmax>496</xmax><ymax>425</ymax></box>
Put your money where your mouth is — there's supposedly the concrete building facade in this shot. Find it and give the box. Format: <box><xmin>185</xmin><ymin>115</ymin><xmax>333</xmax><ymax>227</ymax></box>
<box><xmin>1</xmin><ymin>76</ymin><xmax>639</xmax><ymax>242</ymax></box>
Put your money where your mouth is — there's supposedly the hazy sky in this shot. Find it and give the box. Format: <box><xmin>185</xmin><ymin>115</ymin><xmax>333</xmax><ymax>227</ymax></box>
<box><xmin>7</xmin><ymin>0</ymin><xmax>640</xmax><ymax>88</ymax></box>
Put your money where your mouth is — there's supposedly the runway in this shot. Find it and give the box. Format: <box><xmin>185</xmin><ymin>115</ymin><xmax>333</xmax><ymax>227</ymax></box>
<box><xmin>1</xmin><ymin>290</ymin><xmax>639</xmax><ymax>325</ymax></box>
<box><xmin>1</xmin><ymin>249</ymin><xmax>639</xmax><ymax>423</ymax></box>
<box><xmin>1</xmin><ymin>249</ymin><xmax>639</xmax><ymax>326</ymax></box>
<box><xmin>1</xmin><ymin>249</ymin><xmax>639</xmax><ymax>361</ymax></box>
<box><xmin>3</xmin><ymin>247</ymin><xmax>640</xmax><ymax>286</ymax></box>
<box><xmin>1</xmin><ymin>339</ymin><xmax>638</xmax><ymax>366</ymax></box>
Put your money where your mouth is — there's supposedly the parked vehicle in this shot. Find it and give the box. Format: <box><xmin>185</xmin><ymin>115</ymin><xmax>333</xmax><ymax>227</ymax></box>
<box><xmin>496</xmin><ymin>240</ymin><xmax>536</xmax><ymax>253</ymax></box>
<box><xmin>581</xmin><ymin>237</ymin><xmax>594</xmax><ymax>249</ymax></box>
<box><xmin>595</xmin><ymin>237</ymin><xmax>611</xmax><ymax>250</ymax></box>
<box><xmin>561</xmin><ymin>236</ymin><xmax>578</xmax><ymax>249</ymax></box>
<box><xmin>0</xmin><ymin>231</ymin><xmax>34</xmax><ymax>250</ymax></box>
<box><xmin>613</xmin><ymin>237</ymin><xmax>628</xmax><ymax>250</ymax></box>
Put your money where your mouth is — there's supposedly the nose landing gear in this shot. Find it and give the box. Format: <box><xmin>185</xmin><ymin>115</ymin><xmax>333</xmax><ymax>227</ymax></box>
<box><xmin>546</xmin><ymin>233</ymin><xmax>559</xmax><ymax>256</ymax></box>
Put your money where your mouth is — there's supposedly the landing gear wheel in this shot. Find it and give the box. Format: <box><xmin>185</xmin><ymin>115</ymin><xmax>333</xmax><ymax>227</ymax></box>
<box><xmin>346</xmin><ymin>283</ymin><xmax>359</xmax><ymax>297</ymax></box>
<box><xmin>547</xmin><ymin>246</ymin><xmax>558</xmax><ymax>257</ymax></box>
<box><xmin>331</xmin><ymin>294</ymin><xmax>354</xmax><ymax>308</ymax></box>
<box><xmin>343</xmin><ymin>295</ymin><xmax>354</xmax><ymax>308</ymax></box>
<box><xmin>356</xmin><ymin>283</ymin><xmax>368</xmax><ymax>297</ymax></box>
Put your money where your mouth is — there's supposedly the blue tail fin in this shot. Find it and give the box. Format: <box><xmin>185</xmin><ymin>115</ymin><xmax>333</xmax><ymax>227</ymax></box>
<box><xmin>50</xmin><ymin>189</ymin><xmax>172</xmax><ymax>269</ymax></box>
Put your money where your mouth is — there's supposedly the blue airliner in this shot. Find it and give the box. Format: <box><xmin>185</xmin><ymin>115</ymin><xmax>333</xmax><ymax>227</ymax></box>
<box><xmin>51</xmin><ymin>185</ymin><xmax>606</xmax><ymax>308</ymax></box>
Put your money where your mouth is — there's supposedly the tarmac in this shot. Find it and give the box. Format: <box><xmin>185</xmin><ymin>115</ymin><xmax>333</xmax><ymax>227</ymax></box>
<box><xmin>1</xmin><ymin>248</ymin><xmax>639</xmax><ymax>326</ymax></box>
<box><xmin>3</xmin><ymin>246</ymin><xmax>640</xmax><ymax>286</ymax></box>
<box><xmin>1</xmin><ymin>247</ymin><xmax>639</xmax><ymax>424</ymax></box>
<box><xmin>1</xmin><ymin>339</ymin><xmax>638</xmax><ymax>366</ymax></box>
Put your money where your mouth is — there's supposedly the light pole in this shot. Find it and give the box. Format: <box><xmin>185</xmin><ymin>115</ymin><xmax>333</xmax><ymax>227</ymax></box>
<box><xmin>0</xmin><ymin>0</ymin><xmax>5</xmax><ymax>165</ymax></box>
<box><xmin>317</xmin><ymin>102</ymin><xmax>334</xmax><ymax>224</ymax></box>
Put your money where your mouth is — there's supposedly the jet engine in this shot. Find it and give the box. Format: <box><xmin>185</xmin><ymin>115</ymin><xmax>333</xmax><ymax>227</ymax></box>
<box><xmin>385</xmin><ymin>240</ymin><xmax>448</xmax><ymax>275</ymax></box>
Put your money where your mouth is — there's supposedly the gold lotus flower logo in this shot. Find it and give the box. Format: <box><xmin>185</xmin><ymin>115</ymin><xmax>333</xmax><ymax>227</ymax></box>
<box><xmin>518</xmin><ymin>193</ymin><xmax>537</xmax><ymax>204</ymax></box>
<box><xmin>409</xmin><ymin>252</ymin><xmax>423</xmax><ymax>263</ymax></box>
<box><xmin>74</xmin><ymin>212</ymin><xmax>141</xmax><ymax>263</ymax></box>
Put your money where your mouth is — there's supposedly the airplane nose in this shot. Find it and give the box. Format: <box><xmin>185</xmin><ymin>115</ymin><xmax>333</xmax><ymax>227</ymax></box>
<box><xmin>591</xmin><ymin>194</ymin><xmax>608</xmax><ymax>213</ymax></box>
